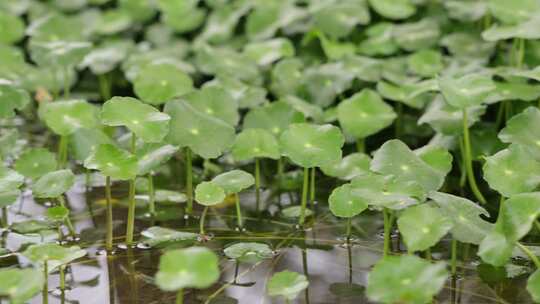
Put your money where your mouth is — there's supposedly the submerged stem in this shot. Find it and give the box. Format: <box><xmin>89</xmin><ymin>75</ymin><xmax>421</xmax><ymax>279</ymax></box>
<box><xmin>299</xmin><ymin>167</ymin><xmax>309</xmax><ymax>226</ymax></box>
<box><xmin>176</xmin><ymin>289</ymin><xmax>184</xmax><ymax>304</ymax></box>
<box><xmin>255</xmin><ymin>158</ymin><xmax>261</xmax><ymax>212</ymax></box>
<box><xmin>126</xmin><ymin>133</ymin><xmax>137</xmax><ymax>245</ymax></box>
<box><xmin>383</xmin><ymin>208</ymin><xmax>391</xmax><ymax>257</ymax></box>
<box><xmin>451</xmin><ymin>238</ymin><xmax>458</xmax><ymax>277</ymax></box>
<box><xmin>185</xmin><ymin>148</ymin><xmax>193</xmax><ymax>216</ymax></box>
<box><xmin>43</xmin><ymin>261</ymin><xmax>48</xmax><ymax>304</ymax></box>
<box><xmin>199</xmin><ymin>206</ymin><xmax>209</xmax><ymax>235</ymax></box>
<box><xmin>105</xmin><ymin>176</ymin><xmax>113</xmax><ymax>252</ymax></box>
<box><xmin>148</xmin><ymin>173</ymin><xmax>155</xmax><ymax>216</ymax></box>
<box><xmin>60</xmin><ymin>265</ymin><xmax>66</xmax><ymax>291</ymax></box>
<box><xmin>346</xmin><ymin>217</ymin><xmax>352</xmax><ymax>241</ymax></box>
<box><xmin>461</xmin><ymin>109</ymin><xmax>487</xmax><ymax>204</ymax></box>
<box><xmin>58</xmin><ymin>196</ymin><xmax>76</xmax><ymax>237</ymax></box>
<box><xmin>234</xmin><ymin>193</ymin><xmax>243</xmax><ymax>228</ymax></box>
<box><xmin>517</xmin><ymin>242</ymin><xmax>540</xmax><ymax>269</ymax></box>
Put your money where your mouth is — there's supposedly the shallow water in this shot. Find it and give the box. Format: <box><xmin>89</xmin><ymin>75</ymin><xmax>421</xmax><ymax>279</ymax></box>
<box><xmin>1</xmin><ymin>177</ymin><xmax>535</xmax><ymax>304</ymax></box>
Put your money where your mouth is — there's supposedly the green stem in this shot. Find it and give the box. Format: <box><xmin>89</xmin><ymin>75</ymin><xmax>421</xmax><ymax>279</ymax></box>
<box><xmin>1</xmin><ymin>206</ymin><xmax>7</xmax><ymax>228</ymax></box>
<box><xmin>148</xmin><ymin>173</ymin><xmax>155</xmax><ymax>216</ymax></box>
<box><xmin>255</xmin><ymin>158</ymin><xmax>261</xmax><ymax>212</ymax></box>
<box><xmin>126</xmin><ymin>133</ymin><xmax>137</xmax><ymax>245</ymax></box>
<box><xmin>517</xmin><ymin>38</ymin><xmax>525</xmax><ymax>68</ymax></box>
<box><xmin>199</xmin><ymin>206</ymin><xmax>209</xmax><ymax>235</ymax></box>
<box><xmin>298</xmin><ymin>167</ymin><xmax>309</xmax><ymax>226</ymax></box>
<box><xmin>309</xmin><ymin>167</ymin><xmax>315</xmax><ymax>209</ymax></box>
<box><xmin>58</xmin><ymin>196</ymin><xmax>76</xmax><ymax>237</ymax></box>
<box><xmin>451</xmin><ymin>238</ymin><xmax>458</xmax><ymax>277</ymax></box>
<box><xmin>517</xmin><ymin>242</ymin><xmax>540</xmax><ymax>268</ymax></box>
<box><xmin>98</xmin><ymin>73</ymin><xmax>111</xmax><ymax>101</ymax></box>
<box><xmin>57</xmin><ymin>135</ymin><xmax>68</xmax><ymax>169</ymax></box>
<box><xmin>383</xmin><ymin>208</ymin><xmax>391</xmax><ymax>257</ymax></box>
<box><xmin>346</xmin><ymin>217</ymin><xmax>352</xmax><ymax>241</ymax></box>
<box><xmin>356</xmin><ymin>138</ymin><xmax>365</xmax><ymax>153</ymax></box>
<box><xmin>462</xmin><ymin>109</ymin><xmax>487</xmax><ymax>204</ymax></box>
<box><xmin>176</xmin><ymin>289</ymin><xmax>184</xmax><ymax>304</ymax></box>
<box><xmin>63</xmin><ymin>67</ymin><xmax>70</xmax><ymax>99</ymax></box>
<box><xmin>60</xmin><ymin>265</ymin><xmax>66</xmax><ymax>291</ymax></box>
<box><xmin>234</xmin><ymin>193</ymin><xmax>243</xmax><ymax>228</ymax></box>
<box><xmin>43</xmin><ymin>261</ymin><xmax>48</xmax><ymax>304</ymax></box>
<box><xmin>185</xmin><ymin>148</ymin><xmax>193</xmax><ymax>215</ymax></box>
<box><xmin>105</xmin><ymin>176</ymin><xmax>113</xmax><ymax>252</ymax></box>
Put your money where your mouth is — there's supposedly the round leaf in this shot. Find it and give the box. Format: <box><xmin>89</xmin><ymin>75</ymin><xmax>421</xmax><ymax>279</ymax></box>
<box><xmin>0</xmin><ymin>268</ymin><xmax>44</xmax><ymax>304</ymax></box>
<box><xmin>183</xmin><ymin>86</ymin><xmax>238</xmax><ymax>126</ymax></box>
<box><xmin>232</xmin><ymin>129</ymin><xmax>280</xmax><ymax>161</ymax></box>
<box><xmin>368</xmin><ymin>0</ymin><xmax>415</xmax><ymax>20</ymax></box>
<box><xmin>134</xmin><ymin>64</ymin><xmax>193</xmax><ymax>105</ymax></box>
<box><xmin>31</xmin><ymin>169</ymin><xmax>75</xmax><ymax>198</ymax></box>
<box><xmin>243</xmin><ymin>101</ymin><xmax>304</xmax><ymax>136</ymax></box>
<box><xmin>499</xmin><ymin>107</ymin><xmax>540</xmax><ymax>156</ymax></box>
<box><xmin>84</xmin><ymin>144</ymin><xmax>138</xmax><ymax>180</ymax></box>
<box><xmin>23</xmin><ymin>243</ymin><xmax>86</xmax><ymax>271</ymax></box>
<box><xmin>14</xmin><ymin>148</ymin><xmax>57</xmax><ymax>180</ymax></box>
<box><xmin>267</xmin><ymin>271</ymin><xmax>309</xmax><ymax>301</ymax></box>
<box><xmin>320</xmin><ymin>152</ymin><xmax>371</xmax><ymax>180</ymax></box>
<box><xmin>136</xmin><ymin>143</ymin><xmax>179</xmax><ymax>176</ymax></box>
<box><xmin>527</xmin><ymin>269</ymin><xmax>540</xmax><ymax>303</ymax></box>
<box><xmin>329</xmin><ymin>184</ymin><xmax>368</xmax><ymax>218</ymax></box>
<box><xmin>211</xmin><ymin>170</ymin><xmax>254</xmax><ymax>195</ymax></box>
<box><xmin>223</xmin><ymin>242</ymin><xmax>273</xmax><ymax>263</ymax></box>
<box><xmin>42</xmin><ymin>100</ymin><xmax>99</xmax><ymax>136</ymax></box>
<box><xmin>0</xmin><ymin>166</ymin><xmax>24</xmax><ymax>192</ymax></box>
<box><xmin>195</xmin><ymin>181</ymin><xmax>225</xmax><ymax>206</ymax></box>
<box><xmin>0</xmin><ymin>84</ymin><xmax>30</xmax><ymax>119</ymax></box>
<box><xmin>438</xmin><ymin>73</ymin><xmax>496</xmax><ymax>109</ymax></box>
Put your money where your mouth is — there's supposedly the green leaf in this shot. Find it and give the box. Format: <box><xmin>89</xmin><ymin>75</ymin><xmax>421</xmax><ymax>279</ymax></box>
<box><xmin>280</xmin><ymin>95</ymin><xmax>324</xmax><ymax>122</ymax></box>
<box><xmin>341</xmin><ymin>55</ymin><xmax>382</xmax><ymax>83</ymax></box>
<box><xmin>329</xmin><ymin>184</ymin><xmax>368</xmax><ymax>218</ymax></box>
<box><xmin>32</xmin><ymin>169</ymin><xmax>75</xmax><ymax>198</ymax></box>
<box><xmin>320</xmin><ymin>152</ymin><xmax>371</xmax><ymax>181</ymax></box>
<box><xmin>0</xmin><ymin>190</ymin><xmax>20</xmax><ymax>208</ymax></box>
<box><xmin>303</xmin><ymin>63</ymin><xmax>354</xmax><ymax>107</ymax></box>
<box><xmin>232</xmin><ymin>129</ymin><xmax>280</xmax><ymax>161</ymax></box>
<box><xmin>80</xmin><ymin>40</ymin><xmax>133</xmax><ymax>75</ymax></box>
<box><xmin>527</xmin><ymin>269</ymin><xmax>540</xmax><ymax>303</ymax></box>
<box><xmin>223</xmin><ymin>242</ymin><xmax>273</xmax><ymax>263</ymax></box>
<box><xmin>407</xmin><ymin>49</ymin><xmax>444</xmax><ymax>77</ymax></box>
<box><xmin>267</xmin><ymin>271</ymin><xmax>309</xmax><ymax>301</ymax></box>
<box><xmin>482</xmin><ymin>17</ymin><xmax>540</xmax><ymax>41</ymax></box>
<box><xmin>368</xmin><ymin>0</ymin><xmax>416</xmax><ymax>20</ymax></box>
<box><xmin>141</xmin><ymin>226</ymin><xmax>198</xmax><ymax>247</ymax></box>
<box><xmin>69</xmin><ymin>128</ymin><xmax>113</xmax><ymax>162</ymax></box>
<box><xmin>441</xmin><ymin>32</ymin><xmax>495</xmax><ymax>59</ymax></box>
<box><xmin>101</xmin><ymin>96</ymin><xmax>170</xmax><ymax>143</ymax></box>
<box><xmin>164</xmin><ymin>100</ymin><xmax>235</xmax><ymax>159</ymax></box>
<box><xmin>483</xmin><ymin>144</ymin><xmax>540</xmax><ymax>197</ymax></box>
<box><xmin>0</xmin><ymin>11</ymin><xmax>24</xmax><ymax>44</ymax></box>
<box><xmin>393</xmin><ymin>19</ymin><xmax>440</xmax><ymax>51</ymax></box>
<box><xmin>194</xmin><ymin>44</ymin><xmax>259</xmax><ymax>84</ymax></box>
<box><xmin>155</xmin><ymin>246</ymin><xmax>220</xmax><ymax>291</ymax></box>
<box><xmin>371</xmin><ymin>140</ymin><xmax>446</xmax><ymax>193</ymax></box>
<box><xmin>243</xmin><ymin>101</ymin><xmax>304</xmax><ymax>136</ymax></box>
<box><xmin>488</xmin><ymin>0</ymin><xmax>540</xmax><ymax>24</ymax></box>
<box><xmin>499</xmin><ymin>107</ymin><xmax>540</xmax><ymax>156</ymax></box>
<box><xmin>397</xmin><ymin>204</ymin><xmax>453</xmax><ymax>252</ymax></box>
<box><xmin>28</xmin><ymin>40</ymin><xmax>92</xmax><ymax>68</ymax></box>
<box><xmin>183</xmin><ymin>86</ymin><xmax>238</xmax><ymax>126</ymax></box>
<box><xmin>438</xmin><ymin>73</ymin><xmax>496</xmax><ymax>109</ymax></box>
<box><xmin>96</xmin><ymin>9</ymin><xmax>133</xmax><ymax>35</ymax></box>
<box><xmin>157</xmin><ymin>0</ymin><xmax>206</xmax><ymax>33</ymax></box>
<box><xmin>245</xmin><ymin>2</ymin><xmax>305</xmax><ymax>41</ymax></box>
<box><xmin>444</xmin><ymin>0</ymin><xmax>487</xmax><ymax>22</ymax></box>
<box><xmin>376</xmin><ymin>80</ymin><xmax>438</xmax><ymax>109</ymax></box>
<box><xmin>46</xmin><ymin>205</ymin><xmax>69</xmax><ymax>222</ymax></box>
<box><xmin>415</xmin><ymin>144</ymin><xmax>453</xmax><ymax>177</ymax></box>
<box><xmin>211</xmin><ymin>170</ymin><xmax>254</xmax><ymax>194</ymax></box>
<box><xmin>23</xmin><ymin>243</ymin><xmax>86</xmax><ymax>271</ymax></box>
<box><xmin>366</xmin><ymin>255</ymin><xmax>448</xmax><ymax>304</ymax></box>
<box><xmin>279</xmin><ymin>123</ymin><xmax>344</xmax><ymax>168</ymax></box>
<box><xmin>14</xmin><ymin>148</ymin><xmax>58</xmax><ymax>179</ymax></box>
<box><xmin>42</xmin><ymin>100</ymin><xmax>99</xmax><ymax>136</ymax></box>
<box><xmin>0</xmin><ymin>166</ymin><xmax>24</xmax><ymax>192</ymax></box>
<box><xmin>270</xmin><ymin>58</ymin><xmax>303</xmax><ymax>97</ymax></box>
<box><xmin>486</xmin><ymin>82</ymin><xmax>540</xmax><ymax>103</ymax></box>
<box><xmin>0</xmin><ymin>268</ymin><xmax>44</xmax><ymax>304</ymax></box>
<box><xmin>195</xmin><ymin>181</ymin><xmax>225</xmax><ymax>206</ymax></box>
<box><xmin>134</xmin><ymin>64</ymin><xmax>193</xmax><ymax>105</ymax></box>
<box><xmin>358</xmin><ymin>22</ymin><xmax>398</xmax><ymax>56</ymax></box>
<box><xmin>429</xmin><ymin>192</ymin><xmax>493</xmax><ymax>244</ymax></box>
<box><xmin>244</xmin><ymin>38</ymin><xmax>294</xmax><ymax>66</ymax></box>
<box><xmin>0</xmin><ymin>84</ymin><xmax>30</xmax><ymax>119</ymax></box>
<box><xmin>313</xmin><ymin>0</ymin><xmax>370</xmax><ymax>38</ymax></box>
<box><xmin>136</xmin><ymin>143</ymin><xmax>179</xmax><ymax>176</ymax></box>
<box><xmin>282</xmin><ymin>205</ymin><xmax>313</xmax><ymax>219</ymax></box>
<box><xmin>479</xmin><ymin>193</ymin><xmax>540</xmax><ymax>266</ymax></box>
<box><xmin>337</xmin><ymin>89</ymin><xmax>396</xmax><ymax>139</ymax></box>
<box><xmin>84</xmin><ymin>144</ymin><xmax>138</xmax><ymax>180</ymax></box>
<box><xmin>206</xmin><ymin>76</ymin><xmax>267</xmax><ymax>109</ymax></box>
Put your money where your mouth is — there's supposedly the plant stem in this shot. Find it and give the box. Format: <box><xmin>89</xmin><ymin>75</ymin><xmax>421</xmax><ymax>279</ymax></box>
<box><xmin>517</xmin><ymin>242</ymin><xmax>540</xmax><ymax>268</ymax></box>
<box><xmin>59</xmin><ymin>265</ymin><xmax>66</xmax><ymax>291</ymax></box>
<box><xmin>63</xmin><ymin>67</ymin><xmax>70</xmax><ymax>99</ymax></box>
<box><xmin>461</xmin><ymin>109</ymin><xmax>487</xmax><ymax>204</ymax></box>
<box><xmin>298</xmin><ymin>167</ymin><xmax>309</xmax><ymax>226</ymax></box>
<box><xmin>346</xmin><ymin>217</ymin><xmax>352</xmax><ymax>241</ymax></box>
<box><xmin>58</xmin><ymin>196</ymin><xmax>76</xmax><ymax>237</ymax></box>
<box><xmin>383</xmin><ymin>208</ymin><xmax>391</xmax><ymax>257</ymax></box>
<box><xmin>176</xmin><ymin>289</ymin><xmax>184</xmax><ymax>304</ymax></box>
<box><xmin>234</xmin><ymin>193</ymin><xmax>242</xmax><ymax>228</ymax></box>
<box><xmin>105</xmin><ymin>176</ymin><xmax>113</xmax><ymax>252</ymax></box>
<box><xmin>255</xmin><ymin>158</ymin><xmax>261</xmax><ymax>212</ymax></box>
<box><xmin>356</xmin><ymin>138</ymin><xmax>365</xmax><ymax>153</ymax></box>
<box><xmin>199</xmin><ymin>206</ymin><xmax>209</xmax><ymax>235</ymax></box>
<box><xmin>126</xmin><ymin>133</ymin><xmax>137</xmax><ymax>246</ymax></box>
<box><xmin>395</xmin><ymin>102</ymin><xmax>403</xmax><ymax>138</ymax></box>
<box><xmin>1</xmin><ymin>206</ymin><xmax>7</xmax><ymax>228</ymax></box>
<box><xmin>517</xmin><ymin>38</ymin><xmax>525</xmax><ymax>68</ymax></box>
<box><xmin>309</xmin><ymin>167</ymin><xmax>316</xmax><ymax>209</ymax></box>
<box><xmin>451</xmin><ymin>238</ymin><xmax>458</xmax><ymax>277</ymax></box>
<box><xmin>98</xmin><ymin>73</ymin><xmax>111</xmax><ymax>101</ymax></box>
<box><xmin>148</xmin><ymin>173</ymin><xmax>155</xmax><ymax>216</ymax></box>
<box><xmin>43</xmin><ymin>261</ymin><xmax>48</xmax><ymax>304</ymax></box>
<box><xmin>57</xmin><ymin>135</ymin><xmax>68</xmax><ymax>169</ymax></box>
<box><xmin>185</xmin><ymin>147</ymin><xmax>193</xmax><ymax>215</ymax></box>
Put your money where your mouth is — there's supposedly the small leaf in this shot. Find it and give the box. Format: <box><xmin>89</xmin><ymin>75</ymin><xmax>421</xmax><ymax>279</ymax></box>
<box><xmin>267</xmin><ymin>271</ymin><xmax>309</xmax><ymax>301</ymax></box>
<box><xmin>14</xmin><ymin>148</ymin><xmax>58</xmax><ymax>180</ymax></box>
<box><xmin>232</xmin><ymin>129</ymin><xmax>280</xmax><ymax>161</ymax></box>
<box><xmin>320</xmin><ymin>152</ymin><xmax>371</xmax><ymax>181</ymax></box>
<box><xmin>211</xmin><ymin>170</ymin><xmax>254</xmax><ymax>195</ymax></box>
<box><xmin>397</xmin><ymin>204</ymin><xmax>453</xmax><ymax>252</ymax></box>
<box><xmin>84</xmin><ymin>144</ymin><xmax>138</xmax><ymax>180</ymax></box>
<box><xmin>141</xmin><ymin>226</ymin><xmax>198</xmax><ymax>247</ymax></box>
<box><xmin>329</xmin><ymin>184</ymin><xmax>368</xmax><ymax>218</ymax></box>
<box><xmin>32</xmin><ymin>169</ymin><xmax>75</xmax><ymax>198</ymax></box>
<box><xmin>366</xmin><ymin>255</ymin><xmax>448</xmax><ymax>304</ymax></box>
<box><xmin>42</xmin><ymin>100</ymin><xmax>99</xmax><ymax>136</ymax></box>
<box><xmin>223</xmin><ymin>242</ymin><xmax>273</xmax><ymax>263</ymax></box>
<box><xmin>407</xmin><ymin>49</ymin><xmax>444</xmax><ymax>77</ymax></box>
<box><xmin>195</xmin><ymin>181</ymin><xmax>225</xmax><ymax>206</ymax></box>
<box><xmin>134</xmin><ymin>64</ymin><xmax>193</xmax><ymax>105</ymax></box>
<box><xmin>243</xmin><ymin>101</ymin><xmax>305</xmax><ymax>136</ymax></box>
<box><xmin>155</xmin><ymin>246</ymin><xmax>220</xmax><ymax>291</ymax></box>
<box><xmin>46</xmin><ymin>205</ymin><xmax>69</xmax><ymax>222</ymax></box>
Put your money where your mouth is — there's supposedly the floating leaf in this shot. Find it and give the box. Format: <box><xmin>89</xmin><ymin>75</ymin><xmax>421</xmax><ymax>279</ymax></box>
<box><xmin>155</xmin><ymin>246</ymin><xmax>220</xmax><ymax>291</ymax></box>
<box><xmin>195</xmin><ymin>181</ymin><xmax>225</xmax><ymax>206</ymax></box>
<box><xmin>397</xmin><ymin>204</ymin><xmax>453</xmax><ymax>252</ymax></box>
<box><xmin>134</xmin><ymin>64</ymin><xmax>193</xmax><ymax>105</ymax></box>
<box><xmin>164</xmin><ymin>100</ymin><xmax>235</xmax><ymax>159</ymax></box>
<box><xmin>282</xmin><ymin>206</ymin><xmax>313</xmax><ymax>219</ymax></box>
<box><xmin>0</xmin><ymin>268</ymin><xmax>44</xmax><ymax>304</ymax></box>
<box><xmin>14</xmin><ymin>148</ymin><xmax>57</xmax><ymax>179</ymax></box>
<box><xmin>337</xmin><ymin>89</ymin><xmax>396</xmax><ymax>139</ymax></box>
<box><xmin>101</xmin><ymin>96</ymin><xmax>170</xmax><ymax>143</ymax></box>
<box><xmin>211</xmin><ymin>170</ymin><xmax>254</xmax><ymax>195</ymax></box>
<box><xmin>366</xmin><ymin>255</ymin><xmax>448</xmax><ymax>304</ymax></box>
<box><xmin>136</xmin><ymin>143</ymin><xmax>179</xmax><ymax>176</ymax></box>
<box><xmin>429</xmin><ymin>192</ymin><xmax>493</xmax><ymax>244</ymax></box>
<box><xmin>483</xmin><ymin>144</ymin><xmax>540</xmax><ymax>197</ymax></box>
<box><xmin>42</xmin><ymin>100</ymin><xmax>99</xmax><ymax>136</ymax></box>
<box><xmin>0</xmin><ymin>84</ymin><xmax>30</xmax><ymax>119</ymax></box>
<box><xmin>183</xmin><ymin>86</ymin><xmax>238</xmax><ymax>126</ymax></box>
<box><xmin>368</xmin><ymin>0</ymin><xmax>415</xmax><ymax>20</ymax></box>
<box><xmin>320</xmin><ymin>152</ymin><xmax>371</xmax><ymax>181</ymax></box>
<box><xmin>232</xmin><ymin>129</ymin><xmax>280</xmax><ymax>161</ymax></box>
<box><xmin>224</xmin><ymin>242</ymin><xmax>273</xmax><ymax>263</ymax></box>
<box><xmin>329</xmin><ymin>184</ymin><xmax>368</xmax><ymax>218</ymax></box>
<box><xmin>141</xmin><ymin>226</ymin><xmax>198</xmax><ymax>247</ymax></box>
<box><xmin>243</xmin><ymin>101</ymin><xmax>304</xmax><ymax>136</ymax></box>
<box><xmin>499</xmin><ymin>107</ymin><xmax>540</xmax><ymax>156</ymax></box>
<box><xmin>32</xmin><ymin>169</ymin><xmax>75</xmax><ymax>198</ymax></box>
<box><xmin>267</xmin><ymin>271</ymin><xmax>309</xmax><ymax>301</ymax></box>
<box><xmin>479</xmin><ymin>193</ymin><xmax>540</xmax><ymax>266</ymax></box>
<box><xmin>23</xmin><ymin>243</ymin><xmax>86</xmax><ymax>272</ymax></box>
<box><xmin>280</xmin><ymin>123</ymin><xmax>344</xmax><ymax>168</ymax></box>
<box><xmin>84</xmin><ymin>144</ymin><xmax>138</xmax><ymax>180</ymax></box>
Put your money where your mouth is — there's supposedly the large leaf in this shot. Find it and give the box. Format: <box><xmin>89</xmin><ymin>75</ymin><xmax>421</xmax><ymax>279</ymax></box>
<box><xmin>0</xmin><ymin>11</ymin><xmax>24</xmax><ymax>44</ymax></box>
<box><xmin>320</xmin><ymin>152</ymin><xmax>371</xmax><ymax>181</ymax></box>
<box><xmin>84</xmin><ymin>144</ymin><xmax>138</xmax><ymax>180</ymax></box>
<box><xmin>0</xmin><ymin>84</ymin><xmax>30</xmax><ymax>119</ymax></box>
<box><xmin>42</xmin><ymin>100</ymin><xmax>99</xmax><ymax>136</ymax></box>
<box><xmin>134</xmin><ymin>64</ymin><xmax>193</xmax><ymax>105</ymax></box>
<box><xmin>499</xmin><ymin>107</ymin><xmax>540</xmax><ymax>156</ymax></box>
<box><xmin>232</xmin><ymin>129</ymin><xmax>280</xmax><ymax>161</ymax></box>
<box><xmin>31</xmin><ymin>169</ymin><xmax>75</xmax><ymax>198</ymax></box>
<box><xmin>267</xmin><ymin>271</ymin><xmax>309</xmax><ymax>301</ymax></box>
<box><xmin>438</xmin><ymin>73</ymin><xmax>496</xmax><ymax>109</ymax></box>
<box><xmin>0</xmin><ymin>268</ymin><xmax>44</xmax><ymax>304</ymax></box>
<box><xmin>329</xmin><ymin>183</ymin><xmax>368</xmax><ymax>218</ymax></box>
<box><xmin>243</xmin><ymin>101</ymin><xmax>304</xmax><ymax>136</ymax></box>
<box><xmin>183</xmin><ymin>86</ymin><xmax>238</xmax><ymax>126</ymax></box>
<box><xmin>211</xmin><ymin>170</ymin><xmax>254</xmax><ymax>194</ymax></box>
<box><xmin>14</xmin><ymin>148</ymin><xmax>57</xmax><ymax>180</ymax></box>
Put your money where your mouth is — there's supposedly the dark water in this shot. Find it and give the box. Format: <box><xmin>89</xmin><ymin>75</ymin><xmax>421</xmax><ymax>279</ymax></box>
<box><xmin>0</xmin><ymin>176</ymin><xmax>533</xmax><ymax>304</ymax></box>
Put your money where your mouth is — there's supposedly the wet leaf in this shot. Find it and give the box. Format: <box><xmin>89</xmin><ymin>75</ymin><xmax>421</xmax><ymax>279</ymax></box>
<box><xmin>337</xmin><ymin>89</ymin><xmax>396</xmax><ymax>139</ymax></box>
<box><xmin>136</xmin><ymin>143</ymin><xmax>179</xmax><ymax>176</ymax></box>
<box><xmin>368</xmin><ymin>0</ymin><xmax>415</xmax><ymax>20</ymax></box>
<box><xmin>0</xmin><ymin>268</ymin><xmax>44</xmax><ymax>304</ymax></box>
<box><xmin>23</xmin><ymin>243</ymin><xmax>86</xmax><ymax>271</ymax></box>
<box><xmin>279</xmin><ymin>123</ymin><xmax>344</xmax><ymax>168</ymax></box>
<box><xmin>320</xmin><ymin>152</ymin><xmax>371</xmax><ymax>181</ymax></box>
<box><xmin>134</xmin><ymin>64</ymin><xmax>193</xmax><ymax>105</ymax></box>
<box><xmin>32</xmin><ymin>169</ymin><xmax>75</xmax><ymax>198</ymax></box>
<box><xmin>183</xmin><ymin>86</ymin><xmax>238</xmax><ymax>126</ymax></box>
<box><xmin>366</xmin><ymin>255</ymin><xmax>448</xmax><ymax>304</ymax></box>
<box><xmin>397</xmin><ymin>204</ymin><xmax>453</xmax><ymax>252</ymax></box>
<box><xmin>195</xmin><ymin>181</ymin><xmax>225</xmax><ymax>206</ymax></box>
<box><xmin>101</xmin><ymin>96</ymin><xmax>171</xmax><ymax>143</ymax></box>
<box><xmin>329</xmin><ymin>184</ymin><xmax>368</xmax><ymax>218</ymax></box>
<box><xmin>141</xmin><ymin>226</ymin><xmax>198</xmax><ymax>247</ymax></box>
<box><xmin>267</xmin><ymin>271</ymin><xmax>308</xmax><ymax>301</ymax></box>
<box><xmin>439</xmin><ymin>73</ymin><xmax>496</xmax><ymax>109</ymax></box>
<box><xmin>14</xmin><ymin>148</ymin><xmax>58</xmax><ymax>180</ymax></box>
<box><xmin>42</xmin><ymin>100</ymin><xmax>100</xmax><ymax>136</ymax></box>
<box><xmin>164</xmin><ymin>100</ymin><xmax>235</xmax><ymax>159</ymax></box>
<box><xmin>211</xmin><ymin>170</ymin><xmax>254</xmax><ymax>195</ymax></box>
<box><xmin>223</xmin><ymin>242</ymin><xmax>273</xmax><ymax>263</ymax></box>
<box><xmin>243</xmin><ymin>101</ymin><xmax>304</xmax><ymax>136</ymax></box>
<box><xmin>232</xmin><ymin>129</ymin><xmax>280</xmax><ymax>161</ymax></box>
<box><xmin>155</xmin><ymin>246</ymin><xmax>220</xmax><ymax>291</ymax></box>
<box><xmin>84</xmin><ymin>144</ymin><xmax>138</xmax><ymax>180</ymax></box>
